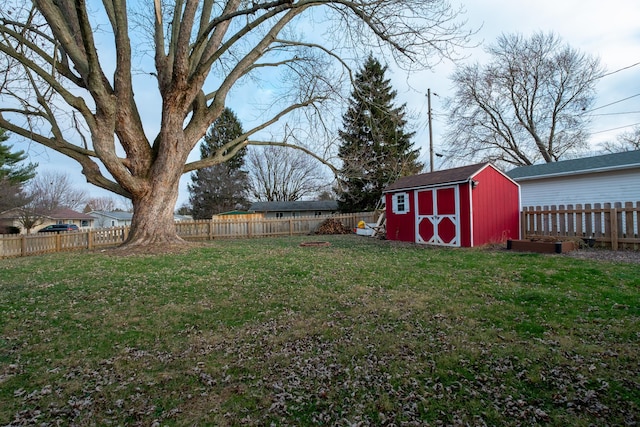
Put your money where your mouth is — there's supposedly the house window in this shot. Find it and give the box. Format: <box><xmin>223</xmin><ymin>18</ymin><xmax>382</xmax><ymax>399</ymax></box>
<box><xmin>81</xmin><ymin>220</ymin><xmax>89</xmax><ymax>227</ymax></box>
<box><xmin>392</xmin><ymin>192</ymin><xmax>410</xmax><ymax>214</ymax></box>
<box><xmin>276</xmin><ymin>212</ymin><xmax>284</xmax><ymax>219</ymax></box>
<box><xmin>315</xmin><ymin>211</ymin><xmax>322</xmax><ymax>217</ymax></box>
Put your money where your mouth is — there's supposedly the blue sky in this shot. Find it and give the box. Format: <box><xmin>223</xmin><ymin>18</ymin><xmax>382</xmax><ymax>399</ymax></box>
<box><xmin>15</xmin><ymin>0</ymin><xmax>640</xmax><ymax>208</ymax></box>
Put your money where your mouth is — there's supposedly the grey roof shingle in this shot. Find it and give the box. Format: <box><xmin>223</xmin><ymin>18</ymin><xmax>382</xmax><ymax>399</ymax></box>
<box><xmin>249</xmin><ymin>200</ymin><xmax>337</xmax><ymax>212</ymax></box>
<box><xmin>89</xmin><ymin>211</ymin><xmax>133</xmax><ymax>220</ymax></box>
<box><xmin>383</xmin><ymin>163</ymin><xmax>490</xmax><ymax>192</ymax></box>
<box><xmin>507</xmin><ymin>150</ymin><xmax>640</xmax><ymax>180</ymax></box>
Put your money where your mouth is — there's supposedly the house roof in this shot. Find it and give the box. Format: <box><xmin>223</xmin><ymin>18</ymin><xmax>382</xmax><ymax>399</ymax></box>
<box><xmin>217</xmin><ymin>210</ymin><xmax>254</xmax><ymax>216</ymax></box>
<box><xmin>89</xmin><ymin>211</ymin><xmax>192</xmax><ymax>221</ymax></box>
<box><xmin>89</xmin><ymin>210</ymin><xmax>134</xmax><ymax>220</ymax></box>
<box><xmin>249</xmin><ymin>200</ymin><xmax>338</xmax><ymax>212</ymax></box>
<box><xmin>0</xmin><ymin>207</ymin><xmax>94</xmax><ymax>220</ymax></box>
<box><xmin>48</xmin><ymin>208</ymin><xmax>95</xmax><ymax>220</ymax></box>
<box><xmin>384</xmin><ymin>163</ymin><xmax>491</xmax><ymax>193</ymax></box>
<box><xmin>507</xmin><ymin>150</ymin><xmax>640</xmax><ymax>181</ymax></box>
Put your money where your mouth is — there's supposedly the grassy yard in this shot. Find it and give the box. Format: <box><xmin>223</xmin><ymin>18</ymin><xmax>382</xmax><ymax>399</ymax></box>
<box><xmin>0</xmin><ymin>235</ymin><xmax>638</xmax><ymax>426</ymax></box>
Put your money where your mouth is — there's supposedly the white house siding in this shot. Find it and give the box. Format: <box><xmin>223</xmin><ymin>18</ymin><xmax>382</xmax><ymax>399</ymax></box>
<box><xmin>518</xmin><ymin>168</ymin><xmax>640</xmax><ymax>208</ymax></box>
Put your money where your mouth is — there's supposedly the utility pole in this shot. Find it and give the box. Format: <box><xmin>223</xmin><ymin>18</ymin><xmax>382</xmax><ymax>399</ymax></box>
<box><xmin>427</xmin><ymin>88</ymin><xmax>434</xmax><ymax>172</ymax></box>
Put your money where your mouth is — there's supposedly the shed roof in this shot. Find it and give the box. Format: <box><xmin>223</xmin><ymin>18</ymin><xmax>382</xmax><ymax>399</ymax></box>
<box><xmin>384</xmin><ymin>163</ymin><xmax>491</xmax><ymax>193</ymax></box>
<box><xmin>250</xmin><ymin>200</ymin><xmax>337</xmax><ymax>212</ymax></box>
<box><xmin>507</xmin><ymin>150</ymin><xmax>640</xmax><ymax>181</ymax></box>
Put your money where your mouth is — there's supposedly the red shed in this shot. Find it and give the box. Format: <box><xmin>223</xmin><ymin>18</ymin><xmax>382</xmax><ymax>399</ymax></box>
<box><xmin>383</xmin><ymin>163</ymin><xmax>520</xmax><ymax>247</ymax></box>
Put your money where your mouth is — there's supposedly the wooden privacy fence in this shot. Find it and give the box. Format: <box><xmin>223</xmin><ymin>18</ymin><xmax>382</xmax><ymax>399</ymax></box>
<box><xmin>0</xmin><ymin>212</ymin><xmax>376</xmax><ymax>259</ymax></box>
<box><xmin>522</xmin><ymin>202</ymin><xmax>640</xmax><ymax>250</ymax></box>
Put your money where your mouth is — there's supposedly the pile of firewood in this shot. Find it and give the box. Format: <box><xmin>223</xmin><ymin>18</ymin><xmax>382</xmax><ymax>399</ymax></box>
<box><xmin>315</xmin><ymin>218</ymin><xmax>352</xmax><ymax>235</ymax></box>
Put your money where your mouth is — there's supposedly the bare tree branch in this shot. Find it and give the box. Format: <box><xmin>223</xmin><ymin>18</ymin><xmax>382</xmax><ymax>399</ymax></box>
<box><xmin>0</xmin><ymin>0</ymin><xmax>469</xmax><ymax>246</ymax></box>
<box><xmin>444</xmin><ymin>32</ymin><xmax>602</xmax><ymax>167</ymax></box>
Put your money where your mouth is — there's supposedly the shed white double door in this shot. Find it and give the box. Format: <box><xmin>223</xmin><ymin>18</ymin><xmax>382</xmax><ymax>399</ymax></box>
<box><xmin>415</xmin><ymin>186</ymin><xmax>461</xmax><ymax>246</ymax></box>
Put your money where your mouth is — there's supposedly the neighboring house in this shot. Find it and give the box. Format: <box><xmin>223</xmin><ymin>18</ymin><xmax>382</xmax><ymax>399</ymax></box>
<box><xmin>89</xmin><ymin>211</ymin><xmax>193</xmax><ymax>228</ymax></box>
<box><xmin>249</xmin><ymin>201</ymin><xmax>338</xmax><ymax>219</ymax></box>
<box><xmin>383</xmin><ymin>163</ymin><xmax>520</xmax><ymax>247</ymax></box>
<box><xmin>507</xmin><ymin>150</ymin><xmax>640</xmax><ymax>207</ymax></box>
<box><xmin>0</xmin><ymin>207</ymin><xmax>95</xmax><ymax>234</ymax></box>
<box><xmin>88</xmin><ymin>211</ymin><xmax>134</xmax><ymax>228</ymax></box>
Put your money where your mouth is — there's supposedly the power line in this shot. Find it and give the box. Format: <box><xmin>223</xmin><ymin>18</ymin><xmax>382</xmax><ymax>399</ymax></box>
<box><xmin>586</xmin><ymin>93</ymin><xmax>640</xmax><ymax>113</ymax></box>
<box><xmin>596</xmin><ymin>61</ymin><xmax>640</xmax><ymax>80</ymax></box>
<box><xmin>588</xmin><ymin>61</ymin><xmax>640</xmax><ymax>83</ymax></box>
<box><xmin>592</xmin><ymin>110</ymin><xmax>640</xmax><ymax>117</ymax></box>
<box><xmin>591</xmin><ymin>122</ymin><xmax>640</xmax><ymax>135</ymax></box>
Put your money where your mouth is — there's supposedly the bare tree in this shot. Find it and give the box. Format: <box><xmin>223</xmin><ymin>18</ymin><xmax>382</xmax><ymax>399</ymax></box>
<box><xmin>444</xmin><ymin>32</ymin><xmax>603</xmax><ymax>167</ymax></box>
<box><xmin>0</xmin><ymin>1</ymin><xmax>469</xmax><ymax>248</ymax></box>
<box><xmin>599</xmin><ymin>126</ymin><xmax>640</xmax><ymax>153</ymax></box>
<box><xmin>26</xmin><ymin>171</ymin><xmax>88</xmax><ymax>212</ymax></box>
<box><xmin>84</xmin><ymin>196</ymin><xmax>121</xmax><ymax>213</ymax></box>
<box><xmin>14</xmin><ymin>207</ymin><xmax>45</xmax><ymax>234</ymax></box>
<box><xmin>248</xmin><ymin>146</ymin><xmax>329</xmax><ymax>201</ymax></box>
<box><xmin>13</xmin><ymin>170</ymin><xmax>88</xmax><ymax>232</ymax></box>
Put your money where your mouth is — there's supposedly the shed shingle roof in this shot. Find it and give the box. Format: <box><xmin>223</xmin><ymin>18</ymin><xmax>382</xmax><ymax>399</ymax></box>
<box><xmin>507</xmin><ymin>150</ymin><xmax>640</xmax><ymax>180</ymax></box>
<box><xmin>384</xmin><ymin>163</ymin><xmax>490</xmax><ymax>192</ymax></box>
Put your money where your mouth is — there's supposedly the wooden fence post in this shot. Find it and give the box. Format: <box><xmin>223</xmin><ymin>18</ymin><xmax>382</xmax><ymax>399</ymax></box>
<box><xmin>535</xmin><ymin>206</ymin><xmax>542</xmax><ymax>236</ymax></box>
<box><xmin>595</xmin><ymin>203</ymin><xmax>603</xmax><ymax>239</ymax></box>
<box><xmin>556</xmin><ymin>205</ymin><xmax>569</xmax><ymax>236</ymax></box>
<box><xmin>575</xmin><ymin>204</ymin><xmax>583</xmax><ymax>237</ymax></box>
<box><xmin>21</xmin><ymin>235</ymin><xmax>27</xmax><ymax>257</ymax></box>
<box><xmin>610</xmin><ymin>206</ymin><xmax>618</xmax><ymax>251</ymax></box>
<box><xmin>623</xmin><ymin>202</ymin><xmax>633</xmax><ymax>250</ymax></box>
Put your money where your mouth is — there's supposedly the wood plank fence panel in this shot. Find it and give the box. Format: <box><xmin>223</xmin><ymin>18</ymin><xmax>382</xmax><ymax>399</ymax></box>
<box><xmin>566</xmin><ymin>205</ymin><xmax>575</xmax><ymax>237</ymax></box>
<box><xmin>595</xmin><ymin>203</ymin><xmax>604</xmax><ymax>238</ymax></box>
<box><xmin>575</xmin><ymin>204</ymin><xmax>583</xmax><ymax>237</ymax></box>
<box><xmin>1</xmin><ymin>212</ymin><xmax>377</xmax><ymax>259</ymax></box>
<box><xmin>521</xmin><ymin>201</ymin><xmax>640</xmax><ymax>250</ymax></box>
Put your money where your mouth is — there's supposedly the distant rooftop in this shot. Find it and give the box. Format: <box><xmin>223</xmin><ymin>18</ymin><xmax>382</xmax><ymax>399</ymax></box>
<box><xmin>507</xmin><ymin>150</ymin><xmax>640</xmax><ymax>181</ymax></box>
<box><xmin>46</xmin><ymin>208</ymin><xmax>95</xmax><ymax>220</ymax></box>
<box><xmin>249</xmin><ymin>200</ymin><xmax>337</xmax><ymax>212</ymax></box>
<box><xmin>88</xmin><ymin>210</ymin><xmax>133</xmax><ymax>220</ymax></box>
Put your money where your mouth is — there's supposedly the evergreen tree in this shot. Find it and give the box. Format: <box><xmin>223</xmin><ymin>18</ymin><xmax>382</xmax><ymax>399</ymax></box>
<box><xmin>0</xmin><ymin>128</ymin><xmax>37</xmax><ymax>212</ymax></box>
<box><xmin>336</xmin><ymin>56</ymin><xmax>423</xmax><ymax>212</ymax></box>
<box><xmin>0</xmin><ymin>128</ymin><xmax>37</xmax><ymax>184</ymax></box>
<box><xmin>188</xmin><ymin>109</ymin><xmax>249</xmax><ymax>219</ymax></box>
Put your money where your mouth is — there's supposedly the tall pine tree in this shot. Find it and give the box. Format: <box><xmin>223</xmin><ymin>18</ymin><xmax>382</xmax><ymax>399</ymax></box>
<box><xmin>336</xmin><ymin>56</ymin><xmax>423</xmax><ymax>212</ymax></box>
<box><xmin>0</xmin><ymin>128</ymin><xmax>37</xmax><ymax>185</ymax></box>
<box><xmin>188</xmin><ymin>108</ymin><xmax>249</xmax><ymax>219</ymax></box>
<box><xmin>0</xmin><ymin>128</ymin><xmax>37</xmax><ymax>212</ymax></box>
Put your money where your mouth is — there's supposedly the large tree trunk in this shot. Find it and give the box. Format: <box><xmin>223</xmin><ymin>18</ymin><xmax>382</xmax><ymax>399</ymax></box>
<box><xmin>122</xmin><ymin>152</ymin><xmax>186</xmax><ymax>248</ymax></box>
<box><xmin>124</xmin><ymin>183</ymin><xmax>184</xmax><ymax>247</ymax></box>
